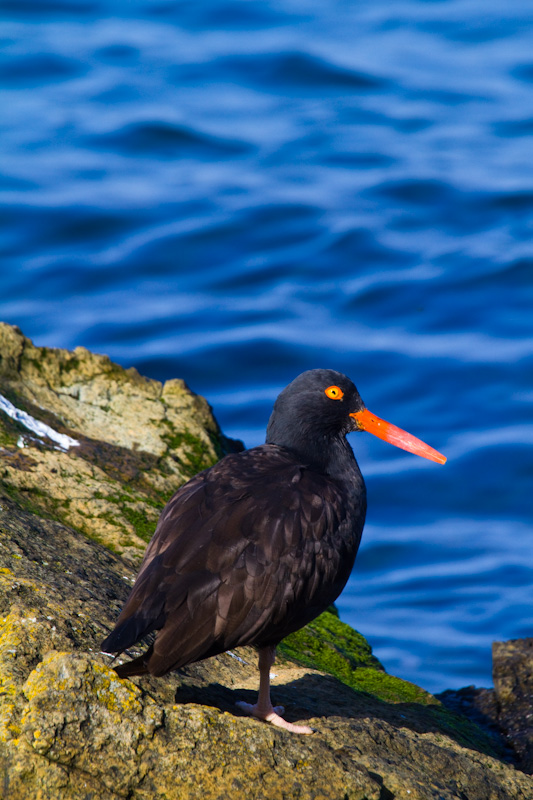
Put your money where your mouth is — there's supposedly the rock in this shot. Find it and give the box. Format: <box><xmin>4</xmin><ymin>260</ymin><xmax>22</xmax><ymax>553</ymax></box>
<box><xmin>493</xmin><ymin>639</ymin><xmax>533</xmax><ymax>774</ymax></box>
<box><xmin>0</xmin><ymin>322</ymin><xmax>241</xmax><ymax>564</ymax></box>
<box><xmin>438</xmin><ymin>641</ymin><xmax>533</xmax><ymax>776</ymax></box>
<box><xmin>436</xmin><ymin>685</ymin><xmax>512</xmax><ymax>760</ymax></box>
<box><xmin>1</xmin><ymin>322</ymin><xmax>532</xmax><ymax>799</ymax></box>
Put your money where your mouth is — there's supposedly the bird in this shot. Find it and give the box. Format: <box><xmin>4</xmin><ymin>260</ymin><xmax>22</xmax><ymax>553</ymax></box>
<box><xmin>102</xmin><ymin>369</ymin><xmax>445</xmax><ymax>734</ymax></box>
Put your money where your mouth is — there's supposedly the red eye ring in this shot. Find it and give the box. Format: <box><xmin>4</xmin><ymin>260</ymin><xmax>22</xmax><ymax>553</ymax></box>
<box><xmin>325</xmin><ymin>385</ymin><xmax>344</xmax><ymax>400</ymax></box>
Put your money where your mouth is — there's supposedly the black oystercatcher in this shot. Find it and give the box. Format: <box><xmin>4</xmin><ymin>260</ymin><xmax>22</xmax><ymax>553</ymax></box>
<box><xmin>102</xmin><ymin>369</ymin><xmax>445</xmax><ymax>734</ymax></box>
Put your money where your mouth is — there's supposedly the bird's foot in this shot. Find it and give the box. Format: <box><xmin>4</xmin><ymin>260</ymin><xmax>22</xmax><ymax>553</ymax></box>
<box><xmin>236</xmin><ymin>701</ymin><xmax>314</xmax><ymax>734</ymax></box>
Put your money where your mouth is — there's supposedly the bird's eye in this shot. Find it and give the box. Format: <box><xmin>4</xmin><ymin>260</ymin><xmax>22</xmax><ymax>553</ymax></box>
<box><xmin>325</xmin><ymin>385</ymin><xmax>344</xmax><ymax>400</ymax></box>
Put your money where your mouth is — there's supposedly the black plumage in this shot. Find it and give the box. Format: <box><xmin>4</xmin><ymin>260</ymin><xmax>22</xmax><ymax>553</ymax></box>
<box><xmin>102</xmin><ymin>368</ymin><xmax>444</xmax><ymax>733</ymax></box>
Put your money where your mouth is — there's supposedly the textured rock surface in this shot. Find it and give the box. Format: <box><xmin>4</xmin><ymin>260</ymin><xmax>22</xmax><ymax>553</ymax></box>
<box><xmin>0</xmin><ymin>322</ymin><xmax>239</xmax><ymax>564</ymax></box>
<box><xmin>438</xmin><ymin>641</ymin><xmax>533</xmax><ymax>776</ymax></box>
<box><xmin>1</xmin><ymin>323</ymin><xmax>532</xmax><ymax>799</ymax></box>
<box><xmin>493</xmin><ymin>639</ymin><xmax>533</xmax><ymax>773</ymax></box>
<box><xmin>437</xmin><ymin>685</ymin><xmax>512</xmax><ymax>760</ymax></box>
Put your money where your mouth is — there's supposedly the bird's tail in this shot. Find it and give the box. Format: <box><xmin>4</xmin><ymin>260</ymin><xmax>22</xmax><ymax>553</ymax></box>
<box><xmin>101</xmin><ymin>615</ymin><xmax>158</xmax><ymax>679</ymax></box>
<box><xmin>101</xmin><ymin>611</ymin><xmax>160</xmax><ymax>656</ymax></box>
<box><xmin>113</xmin><ymin>645</ymin><xmax>154</xmax><ymax>678</ymax></box>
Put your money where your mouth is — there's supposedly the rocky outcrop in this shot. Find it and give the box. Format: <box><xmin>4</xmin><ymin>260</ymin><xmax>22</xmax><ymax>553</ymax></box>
<box><xmin>0</xmin><ymin>323</ymin><xmax>532</xmax><ymax>799</ymax></box>
<box><xmin>0</xmin><ymin>321</ymin><xmax>239</xmax><ymax>564</ymax></box>
<box><xmin>493</xmin><ymin>639</ymin><xmax>533</xmax><ymax>774</ymax></box>
<box><xmin>439</xmin><ymin>640</ymin><xmax>533</xmax><ymax>776</ymax></box>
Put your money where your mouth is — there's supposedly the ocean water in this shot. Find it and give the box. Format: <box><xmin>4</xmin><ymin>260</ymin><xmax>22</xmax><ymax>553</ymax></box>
<box><xmin>0</xmin><ymin>0</ymin><xmax>532</xmax><ymax>694</ymax></box>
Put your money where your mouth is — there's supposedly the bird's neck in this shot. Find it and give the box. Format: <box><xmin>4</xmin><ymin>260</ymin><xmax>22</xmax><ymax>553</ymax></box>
<box><xmin>266</xmin><ymin>424</ymin><xmax>362</xmax><ymax>485</ymax></box>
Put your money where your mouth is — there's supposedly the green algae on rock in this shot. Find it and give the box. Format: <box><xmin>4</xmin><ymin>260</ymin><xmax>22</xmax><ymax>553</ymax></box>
<box><xmin>282</xmin><ymin>608</ymin><xmax>434</xmax><ymax>705</ymax></box>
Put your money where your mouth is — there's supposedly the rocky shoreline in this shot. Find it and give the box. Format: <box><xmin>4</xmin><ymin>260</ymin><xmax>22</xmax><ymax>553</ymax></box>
<box><xmin>0</xmin><ymin>322</ymin><xmax>531</xmax><ymax>799</ymax></box>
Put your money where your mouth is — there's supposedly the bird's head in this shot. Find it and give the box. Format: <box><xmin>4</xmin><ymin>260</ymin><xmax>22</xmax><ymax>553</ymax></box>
<box><xmin>266</xmin><ymin>368</ymin><xmax>446</xmax><ymax>468</ymax></box>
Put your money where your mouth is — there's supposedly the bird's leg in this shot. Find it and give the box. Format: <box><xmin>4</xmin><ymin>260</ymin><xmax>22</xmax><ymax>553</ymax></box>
<box><xmin>236</xmin><ymin>646</ymin><xmax>314</xmax><ymax>734</ymax></box>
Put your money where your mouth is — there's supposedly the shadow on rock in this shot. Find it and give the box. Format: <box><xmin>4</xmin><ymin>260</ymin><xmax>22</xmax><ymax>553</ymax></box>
<box><xmin>172</xmin><ymin>670</ymin><xmax>511</xmax><ymax>763</ymax></box>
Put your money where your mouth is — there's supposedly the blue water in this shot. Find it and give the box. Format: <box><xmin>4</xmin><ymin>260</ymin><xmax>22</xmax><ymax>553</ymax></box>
<box><xmin>1</xmin><ymin>0</ymin><xmax>532</xmax><ymax>694</ymax></box>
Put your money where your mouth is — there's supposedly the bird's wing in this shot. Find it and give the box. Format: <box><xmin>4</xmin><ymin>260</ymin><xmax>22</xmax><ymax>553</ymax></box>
<box><xmin>102</xmin><ymin>445</ymin><xmax>362</xmax><ymax>675</ymax></box>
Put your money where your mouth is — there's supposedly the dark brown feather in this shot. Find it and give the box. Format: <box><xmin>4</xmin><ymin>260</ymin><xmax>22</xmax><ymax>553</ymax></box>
<box><xmin>102</xmin><ymin>442</ymin><xmax>366</xmax><ymax>676</ymax></box>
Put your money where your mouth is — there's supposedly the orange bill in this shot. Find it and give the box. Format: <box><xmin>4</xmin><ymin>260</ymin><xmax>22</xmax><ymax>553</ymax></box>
<box><xmin>350</xmin><ymin>409</ymin><xmax>446</xmax><ymax>464</ymax></box>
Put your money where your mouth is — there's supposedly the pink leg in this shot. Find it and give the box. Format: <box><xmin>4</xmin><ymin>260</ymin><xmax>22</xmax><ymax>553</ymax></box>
<box><xmin>236</xmin><ymin>646</ymin><xmax>314</xmax><ymax>734</ymax></box>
